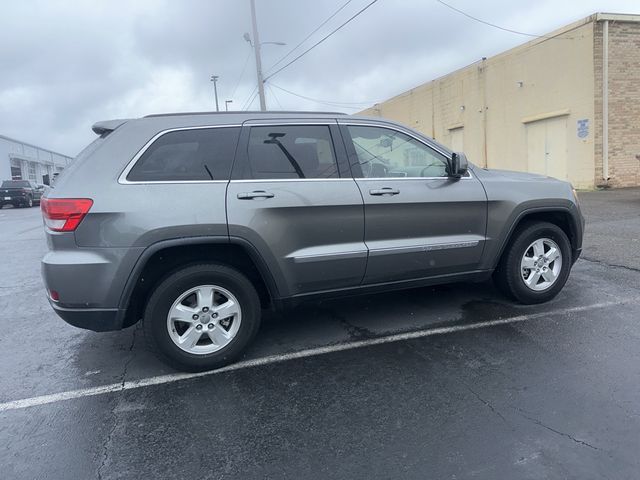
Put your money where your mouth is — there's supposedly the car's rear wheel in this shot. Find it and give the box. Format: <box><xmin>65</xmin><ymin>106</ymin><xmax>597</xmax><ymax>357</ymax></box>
<box><xmin>143</xmin><ymin>263</ymin><xmax>261</xmax><ymax>372</ymax></box>
<box><xmin>493</xmin><ymin>221</ymin><xmax>572</xmax><ymax>304</ymax></box>
<box><xmin>24</xmin><ymin>196</ymin><xmax>33</xmax><ymax>208</ymax></box>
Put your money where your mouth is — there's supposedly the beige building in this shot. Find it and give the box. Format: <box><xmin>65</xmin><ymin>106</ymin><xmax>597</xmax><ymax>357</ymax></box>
<box><xmin>359</xmin><ymin>13</ymin><xmax>640</xmax><ymax>189</ymax></box>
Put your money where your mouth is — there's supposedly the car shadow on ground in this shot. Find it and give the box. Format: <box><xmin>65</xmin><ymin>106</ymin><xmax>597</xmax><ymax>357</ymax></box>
<box><xmin>69</xmin><ymin>257</ymin><xmax>617</xmax><ymax>383</ymax></box>
<box><xmin>63</xmin><ymin>279</ymin><xmax>522</xmax><ymax>383</ymax></box>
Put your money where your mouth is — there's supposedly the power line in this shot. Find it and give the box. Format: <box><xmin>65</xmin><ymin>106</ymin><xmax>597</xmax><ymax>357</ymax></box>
<box><xmin>435</xmin><ymin>0</ymin><xmax>575</xmax><ymax>40</ymax></box>
<box><xmin>231</xmin><ymin>50</ymin><xmax>253</xmax><ymax>99</ymax></box>
<box><xmin>263</xmin><ymin>0</ymin><xmax>380</xmax><ymax>81</ymax></box>
<box><xmin>244</xmin><ymin>90</ymin><xmax>259</xmax><ymax>110</ymax></box>
<box><xmin>264</xmin><ymin>0</ymin><xmax>355</xmax><ymax>75</ymax></box>
<box><xmin>266</xmin><ymin>83</ymin><xmax>284</xmax><ymax>109</ymax></box>
<box><xmin>240</xmin><ymin>85</ymin><xmax>258</xmax><ymax>110</ymax></box>
<box><xmin>243</xmin><ymin>88</ymin><xmax>260</xmax><ymax>111</ymax></box>
<box><xmin>270</xmin><ymin>83</ymin><xmax>377</xmax><ymax>108</ymax></box>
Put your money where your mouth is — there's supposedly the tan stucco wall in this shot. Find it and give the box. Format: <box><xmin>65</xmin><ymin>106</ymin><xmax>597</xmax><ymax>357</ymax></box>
<box><xmin>360</xmin><ymin>18</ymin><xmax>598</xmax><ymax>189</ymax></box>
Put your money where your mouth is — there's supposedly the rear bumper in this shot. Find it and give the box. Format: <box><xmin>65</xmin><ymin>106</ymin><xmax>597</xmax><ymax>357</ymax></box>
<box><xmin>0</xmin><ymin>197</ymin><xmax>28</xmax><ymax>204</ymax></box>
<box><xmin>41</xmin><ymin>242</ymin><xmax>143</xmax><ymax>313</ymax></box>
<box><xmin>50</xmin><ymin>301</ymin><xmax>124</xmax><ymax>332</ymax></box>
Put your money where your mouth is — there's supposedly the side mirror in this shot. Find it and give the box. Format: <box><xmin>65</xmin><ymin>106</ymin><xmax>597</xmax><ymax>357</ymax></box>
<box><xmin>449</xmin><ymin>152</ymin><xmax>469</xmax><ymax>178</ymax></box>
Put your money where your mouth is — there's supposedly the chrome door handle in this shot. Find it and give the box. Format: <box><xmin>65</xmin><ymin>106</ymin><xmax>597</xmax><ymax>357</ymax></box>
<box><xmin>369</xmin><ymin>187</ymin><xmax>400</xmax><ymax>196</ymax></box>
<box><xmin>237</xmin><ymin>191</ymin><xmax>275</xmax><ymax>200</ymax></box>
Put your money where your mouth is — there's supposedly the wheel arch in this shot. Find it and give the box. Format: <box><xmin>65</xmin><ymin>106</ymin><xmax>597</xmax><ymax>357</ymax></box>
<box><xmin>492</xmin><ymin>207</ymin><xmax>580</xmax><ymax>270</ymax></box>
<box><xmin>117</xmin><ymin>236</ymin><xmax>280</xmax><ymax>328</ymax></box>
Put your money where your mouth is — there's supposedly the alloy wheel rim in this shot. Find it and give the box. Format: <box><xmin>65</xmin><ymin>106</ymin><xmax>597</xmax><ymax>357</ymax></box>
<box><xmin>166</xmin><ymin>284</ymin><xmax>242</xmax><ymax>355</ymax></box>
<box><xmin>520</xmin><ymin>237</ymin><xmax>562</xmax><ymax>291</ymax></box>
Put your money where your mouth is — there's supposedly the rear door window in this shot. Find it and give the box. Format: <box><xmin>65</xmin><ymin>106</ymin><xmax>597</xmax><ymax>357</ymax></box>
<box><xmin>127</xmin><ymin>127</ymin><xmax>240</xmax><ymax>182</ymax></box>
<box><xmin>239</xmin><ymin>125</ymin><xmax>339</xmax><ymax>179</ymax></box>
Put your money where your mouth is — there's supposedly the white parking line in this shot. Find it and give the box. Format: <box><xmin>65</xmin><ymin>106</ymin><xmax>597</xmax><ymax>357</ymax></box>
<box><xmin>0</xmin><ymin>299</ymin><xmax>632</xmax><ymax>412</ymax></box>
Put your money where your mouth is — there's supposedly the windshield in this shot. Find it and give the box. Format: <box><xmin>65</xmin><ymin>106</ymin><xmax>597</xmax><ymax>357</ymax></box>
<box><xmin>1</xmin><ymin>180</ymin><xmax>30</xmax><ymax>188</ymax></box>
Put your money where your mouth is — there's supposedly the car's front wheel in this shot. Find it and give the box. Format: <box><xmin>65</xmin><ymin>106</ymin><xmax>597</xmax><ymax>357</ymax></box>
<box><xmin>143</xmin><ymin>264</ymin><xmax>261</xmax><ymax>372</ymax></box>
<box><xmin>493</xmin><ymin>221</ymin><xmax>572</xmax><ymax>304</ymax></box>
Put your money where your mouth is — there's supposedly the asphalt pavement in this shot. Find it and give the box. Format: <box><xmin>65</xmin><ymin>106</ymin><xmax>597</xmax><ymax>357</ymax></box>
<box><xmin>0</xmin><ymin>188</ymin><xmax>639</xmax><ymax>479</ymax></box>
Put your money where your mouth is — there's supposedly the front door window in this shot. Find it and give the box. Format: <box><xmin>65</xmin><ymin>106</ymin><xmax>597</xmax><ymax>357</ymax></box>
<box><xmin>347</xmin><ymin>125</ymin><xmax>449</xmax><ymax>178</ymax></box>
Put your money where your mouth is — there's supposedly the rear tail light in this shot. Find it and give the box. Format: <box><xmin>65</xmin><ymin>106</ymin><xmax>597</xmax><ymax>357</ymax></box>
<box><xmin>41</xmin><ymin>198</ymin><xmax>93</xmax><ymax>232</ymax></box>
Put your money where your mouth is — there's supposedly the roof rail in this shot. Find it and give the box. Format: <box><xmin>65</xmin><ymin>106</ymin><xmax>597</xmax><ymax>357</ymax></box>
<box><xmin>144</xmin><ymin>110</ymin><xmax>347</xmax><ymax>118</ymax></box>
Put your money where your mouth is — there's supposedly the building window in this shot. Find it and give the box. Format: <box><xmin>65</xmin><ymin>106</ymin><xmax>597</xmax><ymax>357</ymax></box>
<box><xmin>28</xmin><ymin>162</ymin><xmax>37</xmax><ymax>181</ymax></box>
<box><xmin>10</xmin><ymin>158</ymin><xmax>22</xmax><ymax>180</ymax></box>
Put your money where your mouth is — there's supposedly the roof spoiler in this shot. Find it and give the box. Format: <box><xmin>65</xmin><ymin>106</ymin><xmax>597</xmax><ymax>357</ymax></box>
<box><xmin>91</xmin><ymin>119</ymin><xmax>131</xmax><ymax>135</ymax></box>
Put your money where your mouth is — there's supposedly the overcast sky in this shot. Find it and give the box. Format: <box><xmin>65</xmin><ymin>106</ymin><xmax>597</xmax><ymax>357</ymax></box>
<box><xmin>0</xmin><ymin>0</ymin><xmax>638</xmax><ymax>156</ymax></box>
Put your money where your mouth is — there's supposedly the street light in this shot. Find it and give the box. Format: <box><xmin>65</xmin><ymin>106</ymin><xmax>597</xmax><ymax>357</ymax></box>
<box><xmin>225</xmin><ymin>100</ymin><xmax>233</xmax><ymax>111</ymax></box>
<box><xmin>245</xmin><ymin>0</ymin><xmax>286</xmax><ymax>111</ymax></box>
<box><xmin>242</xmin><ymin>35</ymin><xmax>286</xmax><ymax>111</ymax></box>
<box><xmin>210</xmin><ymin>75</ymin><xmax>220</xmax><ymax>112</ymax></box>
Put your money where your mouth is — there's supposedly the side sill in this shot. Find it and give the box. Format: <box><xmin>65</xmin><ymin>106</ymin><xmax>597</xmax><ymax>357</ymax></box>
<box><xmin>274</xmin><ymin>270</ymin><xmax>493</xmax><ymax>309</ymax></box>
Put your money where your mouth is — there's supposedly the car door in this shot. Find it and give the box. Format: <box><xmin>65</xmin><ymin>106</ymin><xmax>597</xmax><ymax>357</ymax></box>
<box><xmin>226</xmin><ymin>120</ymin><xmax>367</xmax><ymax>298</ymax></box>
<box><xmin>338</xmin><ymin>121</ymin><xmax>488</xmax><ymax>285</ymax></box>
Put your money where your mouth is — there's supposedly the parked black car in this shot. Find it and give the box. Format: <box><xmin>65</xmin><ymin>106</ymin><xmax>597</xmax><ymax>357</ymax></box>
<box><xmin>0</xmin><ymin>180</ymin><xmax>44</xmax><ymax>208</ymax></box>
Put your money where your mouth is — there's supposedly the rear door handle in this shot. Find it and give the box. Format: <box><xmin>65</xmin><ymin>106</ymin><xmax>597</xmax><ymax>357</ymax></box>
<box><xmin>369</xmin><ymin>187</ymin><xmax>400</xmax><ymax>196</ymax></box>
<box><xmin>237</xmin><ymin>190</ymin><xmax>275</xmax><ymax>200</ymax></box>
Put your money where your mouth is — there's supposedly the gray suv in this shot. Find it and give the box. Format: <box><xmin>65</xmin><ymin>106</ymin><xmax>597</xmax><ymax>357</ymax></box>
<box><xmin>41</xmin><ymin>112</ymin><xmax>584</xmax><ymax>371</ymax></box>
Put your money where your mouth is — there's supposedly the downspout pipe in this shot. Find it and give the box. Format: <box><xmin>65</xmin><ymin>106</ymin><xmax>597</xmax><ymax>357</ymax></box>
<box><xmin>602</xmin><ymin>19</ymin><xmax>609</xmax><ymax>182</ymax></box>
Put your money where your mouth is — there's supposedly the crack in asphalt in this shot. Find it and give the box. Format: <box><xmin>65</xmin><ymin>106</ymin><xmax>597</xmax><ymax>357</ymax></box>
<box><xmin>121</xmin><ymin>326</ymin><xmax>138</xmax><ymax>387</ymax></box>
<box><xmin>516</xmin><ymin>410</ymin><xmax>599</xmax><ymax>451</ymax></box>
<box><xmin>465</xmin><ymin>386</ymin><xmax>510</xmax><ymax>425</ymax></box>
<box><xmin>96</xmin><ymin>411</ymin><xmax>118</xmax><ymax>480</ymax></box>
<box><xmin>316</xmin><ymin>305</ymin><xmax>375</xmax><ymax>340</ymax></box>
<box><xmin>338</xmin><ymin>316</ymin><xmax>375</xmax><ymax>340</ymax></box>
<box><xmin>403</xmin><ymin>329</ymin><xmax>600</xmax><ymax>452</ymax></box>
<box><xmin>580</xmin><ymin>256</ymin><xmax>640</xmax><ymax>274</ymax></box>
<box><xmin>96</xmin><ymin>327</ymin><xmax>138</xmax><ymax>480</ymax></box>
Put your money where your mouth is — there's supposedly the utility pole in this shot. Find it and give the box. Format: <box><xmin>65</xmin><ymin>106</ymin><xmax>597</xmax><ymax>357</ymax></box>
<box><xmin>210</xmin><ymin>75</ymin><xmax>220</xmax><ymax>112</ymax></box>
<box><xmin>249</xmin><ymin>0</ymin><xmax>266</xmax><ymax>111</ymax></box>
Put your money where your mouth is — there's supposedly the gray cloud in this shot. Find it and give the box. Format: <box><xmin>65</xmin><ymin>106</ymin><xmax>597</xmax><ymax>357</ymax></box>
<box><xmin>1</xmin><ymin>0</ymin><xmax>638</xmax><ymax>155</ymax></box>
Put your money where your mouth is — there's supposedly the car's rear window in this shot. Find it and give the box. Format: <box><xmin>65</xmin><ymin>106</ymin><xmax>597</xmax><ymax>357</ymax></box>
<box><xmin>127</xmin><ymin>127</ymin><xmax>240</xmax><ymax>182</ymax></box>
<box><xmin>1</xmin><ymin>180</ymin><xmax>30</xmax><ymax>188</ymax></box>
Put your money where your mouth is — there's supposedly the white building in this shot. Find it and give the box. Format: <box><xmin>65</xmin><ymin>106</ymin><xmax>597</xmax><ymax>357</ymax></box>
<box><xmin>0</xmin><ymin>134</ymin><xmax>73</xmax><ymax>185</ymax></box>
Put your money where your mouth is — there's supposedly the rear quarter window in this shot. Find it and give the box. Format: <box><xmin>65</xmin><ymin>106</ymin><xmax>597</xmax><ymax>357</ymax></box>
<box><xmin>127</xmin><ymin>127</ymin><xmax>240</xmax><ymax>182</ymax></box>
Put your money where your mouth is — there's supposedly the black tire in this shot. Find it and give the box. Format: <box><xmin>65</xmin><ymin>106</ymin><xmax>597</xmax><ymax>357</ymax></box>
<box><xmin>143</xmin><ymin>263</ymin><xmax>261</xmax><ymax>372</ymax></box>
<box><xmin>493</xmin><ymin>221</ymin><xmax>572</xmax><ymax>304</ymax></box>
<box><xmin>23</xmin><ymin>196</ymin><xmax>33</xmax><ymax>208</ymax></box>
